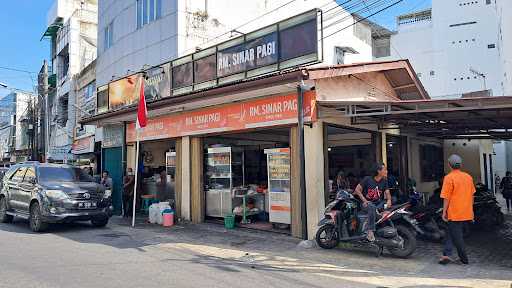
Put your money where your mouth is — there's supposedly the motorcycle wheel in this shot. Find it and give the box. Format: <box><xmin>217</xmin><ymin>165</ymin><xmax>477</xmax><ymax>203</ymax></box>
<box><xmin>315</xmin><ymin>225</ymin><xmax>339</xmax><ymax>249</ymax></box>
<box><xmin>389</xmin><ymin>225</ymin><xmax>416</xmax><ymax>258</ymax></box>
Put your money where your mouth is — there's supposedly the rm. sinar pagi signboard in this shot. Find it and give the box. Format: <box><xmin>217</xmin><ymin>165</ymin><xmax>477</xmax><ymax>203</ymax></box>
<box><xmin>97</xmin><ymin>9</ymin><xmax>322</xmax><ymax>113</ymax></box>
<box><xmin>126</xmin><ymin>91</ymin><xmax>316</xmax><ymax>142</ymax></box>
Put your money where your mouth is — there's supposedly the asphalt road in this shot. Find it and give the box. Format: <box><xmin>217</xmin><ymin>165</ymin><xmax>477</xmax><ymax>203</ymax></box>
<box><xmin>0</xmin><ymin>219</ymin><xmax>368</xmax><ymax>288</ymax></box>
<box><xmin>1</xmin><ymin>217</ymin><xmax>511</xmax><ymax>288</ymax></box>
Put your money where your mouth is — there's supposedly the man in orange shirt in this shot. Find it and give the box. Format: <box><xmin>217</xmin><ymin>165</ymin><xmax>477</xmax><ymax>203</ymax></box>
<box><xmin>439</xmin><ymin>154</ymin><xmax>475</xmax><ymax>265</ymax></box>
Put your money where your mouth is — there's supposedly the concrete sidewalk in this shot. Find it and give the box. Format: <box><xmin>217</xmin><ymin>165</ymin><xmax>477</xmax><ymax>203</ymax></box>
<box><xmin>110</xmin><ymin>216</ymin><xmax>512</xmax><ymax>288</ymax></box>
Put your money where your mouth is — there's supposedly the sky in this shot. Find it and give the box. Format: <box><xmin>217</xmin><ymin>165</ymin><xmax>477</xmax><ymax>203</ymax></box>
<box><xmin>351</xmin><ymin>0</ymin><xmax>432</xmax><ymax>30</ymax></box>
<box><xmin>0</xmin><ymin>0</ymin><xmax>53</xmax><ymax>98</ymax></box>
<box><xmin>0</xmin><ymin>0</ymin><xmax>431</xmax><ymax>98</ymax></box>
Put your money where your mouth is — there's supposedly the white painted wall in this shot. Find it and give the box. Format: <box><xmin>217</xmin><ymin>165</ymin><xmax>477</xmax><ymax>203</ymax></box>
<box><xmin>96</xmin><ymin>0</ymin><xmax>376</xmax><ymax>87</ymax></box>
<box><xmin>386</xmin><ymin>0</ymin><xmax>505</xmax><ymax>98</ymax></box>
<box><xmin>14</xmin><ymin>92</ymin><xmax>32</xmax><ymax>151</ymax></box>
<box><xmin>497</xmin><ymin>0</ymin><xmax>512</xmax><ymax>95</ymax></box>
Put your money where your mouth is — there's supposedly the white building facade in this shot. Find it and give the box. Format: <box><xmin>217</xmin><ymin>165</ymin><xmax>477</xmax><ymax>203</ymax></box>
<box><xmin>96</xmin><ymin>0</ymin><xmax>387</xmax><ymax>88</ymax></box>
<box><xmin>44</xmin><ymin>0</ymin><xmax>98</xmax><ymax>162</ymax></box>
<box><xmin>383</xmin><ymin>0</ymin><xmax>506</xmax><ymax>99</ymax></box>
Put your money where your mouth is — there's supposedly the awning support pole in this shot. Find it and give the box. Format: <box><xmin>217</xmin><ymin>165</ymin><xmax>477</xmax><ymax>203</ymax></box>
<box><xmin>297</xmin><ymin>84</ymin><xmax>308</xmax><ymax>240</ymax></box>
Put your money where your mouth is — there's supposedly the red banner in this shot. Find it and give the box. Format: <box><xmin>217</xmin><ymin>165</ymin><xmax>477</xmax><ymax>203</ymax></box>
<box><xmin>126</xmin><ymin>92</ymin><xmax>315</xmax><ymax>142</ymax></box>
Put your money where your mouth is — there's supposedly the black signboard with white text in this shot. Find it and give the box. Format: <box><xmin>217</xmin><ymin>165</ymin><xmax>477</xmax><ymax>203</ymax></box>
<box><xmin>217</xmin><ymin>32</ymin><xmax>278</xmax><ymax>77</ymax></box>
<box><xmin>172</xmin><ymin>9</ymin><xmax>322</xmax><ymax>95</ymax></box>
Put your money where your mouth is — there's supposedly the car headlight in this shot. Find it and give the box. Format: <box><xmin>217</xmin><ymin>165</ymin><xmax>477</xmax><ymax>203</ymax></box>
<box><xmin>103</xmin><ymin>189</ymin><xmax>112</xmax><ymax>199</ymax></box>
<box><xmin>46</xmin><ymin>190</ymin><xmax>69</xmax><ymax>201</ymax></box>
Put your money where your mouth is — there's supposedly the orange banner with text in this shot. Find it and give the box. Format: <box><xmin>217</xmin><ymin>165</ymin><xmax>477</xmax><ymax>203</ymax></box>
<box><xmin>126</xmin><ymin>91</ymin><xmax>316</xmax><ymax>142</ymax></box>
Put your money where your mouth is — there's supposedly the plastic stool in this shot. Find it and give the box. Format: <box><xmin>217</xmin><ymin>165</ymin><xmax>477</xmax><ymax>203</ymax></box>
<box><xmin>141</xmin><ymin>195</ymin><xmax>157</xmax><ymax>214</ymax></box>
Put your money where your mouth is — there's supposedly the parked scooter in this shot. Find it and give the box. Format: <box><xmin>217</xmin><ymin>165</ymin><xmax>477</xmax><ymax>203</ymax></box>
<box><xmin>407</xmin><ymin>204</ymin><xmax>446</xmax><ymax>242</ymax></box>
<box><xmin>315</xmin><ymin>190</ymin><xmax>417</xmax><ymax>258</ymax></box>
<box><xmin>473</xmin><ymin>183</ymin><xmax>505</xmax><ymax>227</ymax></box>
<box><xmin>388</xmin><ymin>182</ymin><xmax>446</xmax><ymax>242</ymax></box>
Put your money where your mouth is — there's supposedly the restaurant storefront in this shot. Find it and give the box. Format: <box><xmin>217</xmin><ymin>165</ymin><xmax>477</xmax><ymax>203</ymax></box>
<box><xmin>84</xmin><ymin>59</ymin><xmax>428</xmax><ymax>239</ymax></box>
<box><xmin>123</xmin><ymin>91</ymin><xmax>315</xmax><ymax>236</ymax></box>
<box><xmin>82</xmin><ymin>8</ymin><xmax>431</xmax><ymax>239</ymax></box>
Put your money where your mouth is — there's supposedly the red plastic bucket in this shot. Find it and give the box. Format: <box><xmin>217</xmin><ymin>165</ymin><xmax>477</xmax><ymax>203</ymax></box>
<box><xmin>162</xmin><ymin>212</ymin><xmax>174</xmax><ymax>227</ymax></box>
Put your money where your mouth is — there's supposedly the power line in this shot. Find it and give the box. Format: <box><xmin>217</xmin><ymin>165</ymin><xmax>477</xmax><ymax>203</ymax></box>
<box><xmin>360</xmin><ymin>0</ymin><xmax>404</xmax><ymax>59</ymax></box>
<box><xmin>0</xmin><ymin>66</ymin><xmax>37</xmax><ymax>75</ymax></box>
<box><xmin>322</xmin><ymin>0</ymin><xmax>404</xmax><ymax>40</ymax></box>
<box><xmin>323</xmin><ymin>0</ymin><xmax>392</xmax><ymax>30</ymax></box>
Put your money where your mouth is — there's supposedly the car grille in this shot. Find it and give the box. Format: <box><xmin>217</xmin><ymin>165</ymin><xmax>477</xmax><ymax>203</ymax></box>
<box><xmin>68</xmin><ymin>192</ymin><xmax>102</xmax><ymax>201</ymax></box>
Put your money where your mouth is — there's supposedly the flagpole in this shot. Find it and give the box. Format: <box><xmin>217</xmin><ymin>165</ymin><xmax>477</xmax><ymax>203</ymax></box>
<box><xmin>132</xmin><ymin>74</ymin><xmax>146</xmax><ymax>227</ymax></box>
<box><xmin>132</xmin><ymin>130</ymin><xmax>140</xmax><ymax>227</ymax></box>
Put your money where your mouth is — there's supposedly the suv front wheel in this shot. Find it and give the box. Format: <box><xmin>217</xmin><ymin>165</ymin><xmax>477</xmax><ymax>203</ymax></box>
<box><xmin>91</xmin><ymin>216</ymin><xmax>109</xmax><ymax>228</ymax></box>
<box><xmin>0</xmin><ymin>197</ymin><xmax>13</xmax><ymax>223</ymax></box>
<box><xmin>29</xmin><ymin>202</ymin><xmax>48</xmax><ymax>232</ymax></box>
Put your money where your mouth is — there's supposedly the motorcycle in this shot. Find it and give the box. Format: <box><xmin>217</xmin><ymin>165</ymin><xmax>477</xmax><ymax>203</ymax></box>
<box><xmin>407</xmin><ymin>204</ymin><xmax>446</xmax><ymax>242</ymax></box>
<box><xmin>315</xmin><ymin>190</ymin><xmax>417</xmax><ymax>258</ymax></box>
<box><xmin>473</xmin><ymin>183</ymin><xmax>505</xmax><ymax>227</ymax></box>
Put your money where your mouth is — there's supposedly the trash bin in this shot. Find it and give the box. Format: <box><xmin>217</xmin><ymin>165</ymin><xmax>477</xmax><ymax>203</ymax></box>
<box><xmin>162</xmin><ymin>209</ymin><xmax>174</xmax><ymax>227</ymax></box>
<box><xmin>224</xmin><ymin>214</ymin><xmax>235</xmax><ymax>229</ymax></box>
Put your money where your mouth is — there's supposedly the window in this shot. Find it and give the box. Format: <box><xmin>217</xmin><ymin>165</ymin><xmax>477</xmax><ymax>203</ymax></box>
<box><xmin>417</xmin><ymin>73</ymin><xmax>422</xmax><ymax>77</ymax></box>
<box><xmin>11</xmin><ymin>167</ymin><xmax>27</xmax><ymax>182</ymax></box>
<box><xmin>430</xmin><ymin>70</ymin><xmax>435</xmax><ymax>76</ymax></box>
<box><xmin>97</xmin><ymin>85</ymin><xmax>109</xmax><ymax>113</ymax></box>
<box><xmin>136</xmin><ymin>0</ymin><xmax>162</xmax><ymax>29</ymax></box>
<box><xmin>488</xmin><ymin>44</ymin><xmax>496</xmax><ymax>49</ymax></box>
<box><xmin>38</xmin><ymin>167</ymin><xmax>94</xmax><ymax>183</ymax></box>
<box><xmin>104</xmin><ymin>21</ymin><xmax>114</xmax><ymax>50</ymax></box>
<box><xmin>449</xmin><ymin>21</ymin><xmax>477</xmax><ymax>27</ymax></box>
<box><xmin>23</xmin><ymin>168</ymin><xmax>36</xmax><ymax>183</ymax></box>
<box><xmin>420</xmin><ymin>145</ymin><xmax>444</xmax><ymax>182</ymax></box>
<box><xmin>486</xmin><ymin>0</ymin><xmax>491</xmax><ymax>4</ymax></box>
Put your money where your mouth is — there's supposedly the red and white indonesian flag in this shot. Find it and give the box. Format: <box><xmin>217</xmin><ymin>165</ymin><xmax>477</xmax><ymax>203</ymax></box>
<box><xmin>136</xmin><ymin>76</ymin><xmax>147</xmax><ymax>130</ymax></box>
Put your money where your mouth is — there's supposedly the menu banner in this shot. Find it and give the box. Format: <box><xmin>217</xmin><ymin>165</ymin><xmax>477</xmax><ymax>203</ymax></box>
<box><xmin>126</xmin><ymin>91</ymin><xmax>316</xmax><ymax>142</ymax></box>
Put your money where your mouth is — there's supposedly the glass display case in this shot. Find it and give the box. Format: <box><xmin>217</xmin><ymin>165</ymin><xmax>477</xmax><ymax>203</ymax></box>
<box><xmin>205</xmin><ymin>147</ymin><xmax>242</xmax><ymax>217</ymax></box>
<box><xmin>165</xmin><ymin>151</ymin><xmax>176</xmax><ymax>181</ymax></box>
<box><xmin>265</xmin><ymin>148</ymin><xmax>291</xmax><ymax>224</ymax></box>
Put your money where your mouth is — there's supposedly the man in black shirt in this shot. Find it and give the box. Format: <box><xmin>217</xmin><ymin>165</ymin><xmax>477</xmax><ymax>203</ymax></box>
<box><xmin>354</xmin><ymin>163</ymin><xmax>392</xmax><ymax>241</ymax></box>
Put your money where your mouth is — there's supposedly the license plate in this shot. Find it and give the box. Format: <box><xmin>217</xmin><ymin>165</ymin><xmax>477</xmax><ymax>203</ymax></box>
<box><xmin>78</xmin><ymin>202</ymin><xmax>97</xmax><ymax>209</ymax></box>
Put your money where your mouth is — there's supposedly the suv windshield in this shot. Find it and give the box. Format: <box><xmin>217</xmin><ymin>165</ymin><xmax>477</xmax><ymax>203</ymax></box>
<box><xmin>38</xmin><ymin>167</ymin><xmax>95</xmax><ymax>183</ymax></box>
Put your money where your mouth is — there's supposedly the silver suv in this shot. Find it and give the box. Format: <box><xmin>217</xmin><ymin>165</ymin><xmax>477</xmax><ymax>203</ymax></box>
<box><xmin>0</xmin><ymin>162</ymin><xmax>113</xmax><ymax>232</ymax></box>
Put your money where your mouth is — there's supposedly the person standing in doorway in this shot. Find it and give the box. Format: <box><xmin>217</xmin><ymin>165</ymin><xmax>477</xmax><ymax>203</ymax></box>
<box><xmin>439</xmin><ymin>154</ymin><xmax>475</xmax><ymax>265</ymax></box>
<box><xmin>499</xmin><ymin>171</ymin><xmax>512</xmax><ymax>212</ymax></box>
<box><xmin>354</xmin><ymin>163</ymin><xmax>392</xmax><ymax>242</ymax></box>
<box><xmin>100</xmin><ymin>171</ymin><xmax>113</xmax><ymax>190</ymax></box>
<box><xmin>123</xmin><ymin>168</ymin><xmax>135</xmax><ymax>217</ymax></box>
